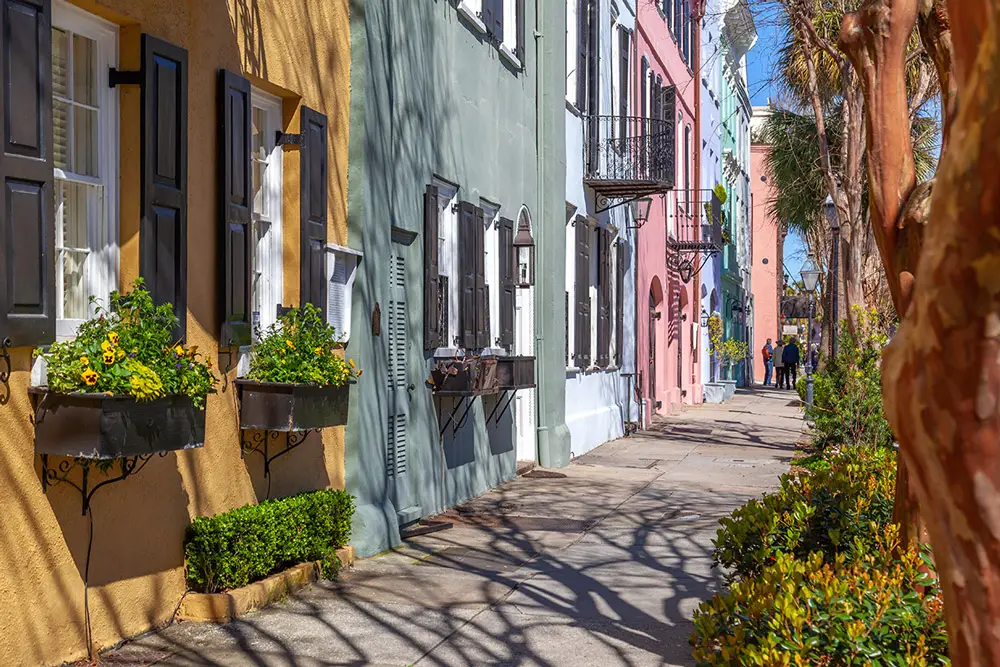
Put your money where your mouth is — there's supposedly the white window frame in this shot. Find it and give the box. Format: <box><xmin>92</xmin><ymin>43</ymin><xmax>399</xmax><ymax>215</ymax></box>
<box><xmin>433</xmin><ymin>179</ymin><xmax>460</xmax><ymax>352</ymax></box>
<box><xmin>458</xmin><ymin>0</ymin><xmax>487</xmax><ymax>33</ymax></box>
<box><xmin>565</xmin><ymin>0</ymin><xmax>579</xmax><ymax>105</ymax></box>
<box><xmin>53</xmin><ymin>0</ymin><xmax>119</xmax><ymax>340</ymax></box>
<box><xmin>250</xmin><ymin>87</ymin><xmax>284</xmax><ymax>338</ymax></box>
<box><xmin>500</xmin><ymin>0</ymin><xmax>520</xmax><ymax>64</ymax></box>
<box><xmin>480</xmin><ymin>199</ymin><xmax>501</xmax><ymax>352</ymax></box>
<box><xmin>325</xmin><ymin>244</ymin><xmax>362</xmax><ymax>341</ymax></box>
<box><xmin>589</xmin><ymin>226</ymin><xmax>599</xmax><ymax>366</ymax></box>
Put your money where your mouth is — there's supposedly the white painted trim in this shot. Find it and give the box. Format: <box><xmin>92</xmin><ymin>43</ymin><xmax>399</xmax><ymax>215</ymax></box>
<box><xmin>53</xmin><ymin>1</ymin><xmax>119</xmax><ymax>340</ymax></box>
<box><xmin>250</xmin><ymin>87</ymin><xmax>284</xmax><ymax>337</ymax></box>
<box><xmin>325</xmin><ymin>246</ymin><xmax>360</xmax><ymax>341</ymax></box>
<box><xmin>499</xmin><ymin>44</ymin><xmax>521</xmax><ymax>69</ymax></box>
<box><xmin>457</xmin><ymin>1</ymin><xmax>487</xmax><ymax>34</ymax></box>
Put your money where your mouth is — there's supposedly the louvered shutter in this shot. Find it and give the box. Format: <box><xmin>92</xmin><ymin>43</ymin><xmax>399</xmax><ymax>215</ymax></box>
<box><xmin>662</xmin><ymin>85</ymin><xmax>677</xmax><ymax>188</ymax></box>
<box><xmin>423</xmin><ymin>184</ymin><xmax>441</xmax><ymax>349</ymax></box>
<box><xmin>474</xmin><ymin>207</ymin><xmax>488</xmax><ymax>349</ymax></box>
<box><xmin>218</xmin><ymin>70</ymin><xmax>252</xmax><ymax>346</ymax></box>
<box><xmin>615</xmin><ymin>238</ymin><xmax>625</xmax><ymax>367</ymax></box>
<box><xmin>573</xmin><ymin>217</ymin><xmax>591</xmax><ymax>368</ymax></box>
<box><xmin>141</xmin><ymin>35</ymin><xmax>188</xmax><ymax>341</ymax></box>
<box><xmin>459</xmin><ymin>201</ymin><xmax>477</xmax><ymax>349</ymax></box>
<box><xmin>328</xmin><ymin>252</ymin><xmax>348</xmax><ymax>334</ymax></box>
<box><xmin>0</xmin><ymin>0</ymin><xmax>54</xmax><ymax>346</ymax></box>
<box><xmin>484</xmin><ymin>0</ymin><xmax>503</xmax><ymax>43</ymax></box>
<box><xmin>586</xmin><ymin>0</ymin><xmax>598</xmax><ymax>115</ymax></box>
<box><xmin>498</xmin><ymin>217</ymin><xmax>514</xmax><ymax>349</ymax></box>
<box><xmin>597</xmin><ymin>228</ymin><xmax>611</xmax><ymax>367</ymax></box>
<box><xmin>515</xmin><ymin>0</ymin><xmax>525</xmax><ymax>62</ymax></box>
<box><xmin>300</xmin><ymin>106</ymin><xmax>328</xmax><ymax>316</ymax></box>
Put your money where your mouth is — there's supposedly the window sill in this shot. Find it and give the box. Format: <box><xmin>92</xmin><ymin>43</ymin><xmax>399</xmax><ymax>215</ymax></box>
<box><xmin>457</xmin><ymin>2</ymin><xmax>487</xmax><ymax>35</ymax></box>
<box><xmin>499</xmin><ymin>43</ymin><xmax>522</xmax><ymax>70</ymax></box>
<box><xmin>433</xmin><ymin>347</ymin><xmax>462</xmax><ymax>358</ymax></box>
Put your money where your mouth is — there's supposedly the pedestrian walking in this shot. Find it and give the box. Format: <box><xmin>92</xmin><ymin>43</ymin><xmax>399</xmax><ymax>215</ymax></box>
<box><xmin>761</xmin><ymin>338</ymin><xmax>774</xmax><ymax>386</ymax></box>
<box><xmin>773</xmin><ymin>338</ymin><xmax>786</xmax><ymax>390</ymax></box>
<box><xmin>782</xmin><ymin>338</ymin><xmax>801</xmax><ymax>390</ymax></box>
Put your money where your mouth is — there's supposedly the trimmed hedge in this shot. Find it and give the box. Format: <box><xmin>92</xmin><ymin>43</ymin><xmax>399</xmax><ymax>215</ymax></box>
<box><xmin>185</xmin><ymin>489</ymin><xmax>355</xmax><ymax>593</ymax></box>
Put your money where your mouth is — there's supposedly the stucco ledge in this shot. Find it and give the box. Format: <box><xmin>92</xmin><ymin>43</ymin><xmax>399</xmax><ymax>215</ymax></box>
<box><xmin>176</xmin><ymin>546</ymin><xmax>355</xmax><ymax>623</ymax></box>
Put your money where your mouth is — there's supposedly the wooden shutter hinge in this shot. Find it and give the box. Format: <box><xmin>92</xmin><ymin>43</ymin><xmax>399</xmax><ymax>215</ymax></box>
<box><xmin>108</xmin><ymin>67</ymin><xmax>141</xmax><ymax>88</ymax></box>
<box><xmin>275</xmin><ymin>131</ymin><xmax>301</xmax><ymax>147</ymax></box>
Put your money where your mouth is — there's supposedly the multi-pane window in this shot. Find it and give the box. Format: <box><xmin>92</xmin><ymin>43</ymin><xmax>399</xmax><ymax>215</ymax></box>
<box><xmin>52</xmin><ymin>2</ymin><xmax>118</xmax><ymax>338</ymax></box>
<box><xmin>250</xmin><ymin>88</ymin><xmax>283</xmax><ymax>337</ymax></box>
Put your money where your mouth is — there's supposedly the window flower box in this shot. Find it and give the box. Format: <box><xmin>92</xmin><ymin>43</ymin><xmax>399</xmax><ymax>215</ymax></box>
<box><xmin>496</xmin><ymin>356</ymin><xmax>536</xmax><ymax>390</ymax></box>
<box><xmin>235</xmin><ymin>380</ymin><xmax>350</xmax><ymax>431</ymax></box>
<box><xmin>429</xmin><ymin>356</ymin><xmax>500</xmax><ymax>396</ymax></box>
<box><xmin>30</xmin><ymin>389</ymin><xmax>206</xmax><ymax>459</ymax></box>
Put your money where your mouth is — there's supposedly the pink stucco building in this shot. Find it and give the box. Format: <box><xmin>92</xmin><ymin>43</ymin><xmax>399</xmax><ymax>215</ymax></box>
<box><xmin>635</xmin><ymin>1</ymin><xmax>702</xmax><ymax>417</ymax></box>
<box><xmin>750</xmin><ymin>141</ymin><xmax>783</xmax><ymax>383</ymax></box>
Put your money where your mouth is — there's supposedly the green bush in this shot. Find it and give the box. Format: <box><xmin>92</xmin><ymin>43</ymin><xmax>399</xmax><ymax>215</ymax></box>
<box><xmin>802</xmin><ymin>308</ymin><xmax>894</xmax><ymax>449</ymax></box>
<box><xmin>692</xmin><ymin>538</ymin><xmax>949</xmax><ymax>666</ymax></box>
<box><xmin>713</xmin><ymin>446</ymin><xmax>896</xmax><ymax>580</ymax></box>
<box><xmin>185</xmin><ymin>489</ymin><xmax>355</xmax><ymax>592</ymax></box>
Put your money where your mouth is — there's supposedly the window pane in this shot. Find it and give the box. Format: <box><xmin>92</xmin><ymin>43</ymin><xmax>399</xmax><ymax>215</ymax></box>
<box><xmin>251</xmin><ymin>107</ymin><xmax>268</xmax><ymax>218</ymax></box>
<box><xmin>52</xmin><ymin>28</ymin><xmax>69</xmax><ymax>99</ymax></box>
<box><xmin>54</xmin><ymin>99</ymin><xmax>70</xmax><ymax>170</ymax></box>
<box><xmin>73</xmin><ymin>106</ymin><xmax>98</xmax><ymax>176</ymax></box>
<box><xmin>56</xmin><ymin>181</ymin><xmax>94</xmax><ymax>320</ymax></box>
<box><xmin>73</xmin><ymin>34</ymin><xmax>97</xmax><ymax>106</ymax></box>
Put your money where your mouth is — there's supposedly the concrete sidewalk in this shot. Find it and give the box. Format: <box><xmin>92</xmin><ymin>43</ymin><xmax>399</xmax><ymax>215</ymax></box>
<box><xmin>103</xmin><ymin>388</ymin><xmax>803</xmax><ymax>666</ymax></box>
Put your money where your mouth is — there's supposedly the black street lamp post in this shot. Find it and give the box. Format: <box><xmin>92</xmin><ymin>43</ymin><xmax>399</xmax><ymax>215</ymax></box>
<box><xmin>823</xmin><ymin>195</ymin><xmax>840</xmax><ymax>360</ymax></box>
<box><xmin>800</xmin><ymin>253</ymin><xmax>822</xmax><ymax>408</ymax></box>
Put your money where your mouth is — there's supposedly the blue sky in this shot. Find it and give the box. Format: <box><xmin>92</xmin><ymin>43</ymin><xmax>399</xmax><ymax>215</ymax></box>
<box><xmin>745</xmin><ymin>11</ymin><xmax>808</xmax><ymax>280</ymax></box>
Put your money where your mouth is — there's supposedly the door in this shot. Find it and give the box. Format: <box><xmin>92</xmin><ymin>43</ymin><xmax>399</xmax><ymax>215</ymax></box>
<box><xmin>387</xmin><ymin>242</ymin><xmax>418</xmax><ymax>523</ymax></box>
<box><xmin>648</xmin><ymin>301</ymin><xmax>657</xmax><ymax>407</ymax></box>
<box><xmin>514</xmin><ymin>284</ymin><xmax>536</xmax><ymax>461</ymax></box>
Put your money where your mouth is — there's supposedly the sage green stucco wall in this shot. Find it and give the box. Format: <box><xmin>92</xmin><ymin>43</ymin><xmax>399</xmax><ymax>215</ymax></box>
<box><xmin>346</xmin><ymin>0</ymin><xmax>568</xmax><ymax>556</ymax></box>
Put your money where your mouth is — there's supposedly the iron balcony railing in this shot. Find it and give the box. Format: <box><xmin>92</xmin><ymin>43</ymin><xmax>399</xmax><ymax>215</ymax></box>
<box><xmin>583</xmin><ymin>115</ymin><xmax>676</xmax><ymax>192</ymax></box>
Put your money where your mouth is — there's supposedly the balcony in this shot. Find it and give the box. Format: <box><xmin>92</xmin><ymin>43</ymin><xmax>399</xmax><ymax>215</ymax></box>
<box><xmin>583</xmin><ymin>115</ymin><xmax>675</xmax><ymax>201</ymax></box>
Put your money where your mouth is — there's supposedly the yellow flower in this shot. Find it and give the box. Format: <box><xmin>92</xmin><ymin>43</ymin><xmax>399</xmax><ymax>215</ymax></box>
<box><xmin>79</xmin><ymin>356</ymin><xmax>90</xmax><ymax>366</ymax></box>
<box><xmin>102</xmin><ymin>350</ymin><xmax>116</xmax><ymax>365</ymax></box>
<box><xmin>315</xmin><ymin>346</ymin><xmax>324</xmax><ymax>355</ymax></box>
<box><xmin>108</xmin><ymin>331</ymin><xmax>119</xmax><ymax>346</ymax></box>
<box><xmin>285</xmin><ymin>339</ymin><xmax>295</xmax><ymax>349</ymax></box>
<box><xmin>82</xmin><ymin>368</ymin><xmax>99</xmax><ymax>386</ymax></box>
<box><xmin>101</xmin><ymin>340</ymin><xmax>112</xmax><ymax>353</ymax></box>
<box><xmin>174</xmin><ymin>345</ymin><xmax>185</xmax><ymax>356</ymax></box>
<box><xmin>117</xmin><ymin>349</ymin><xmax>126</xmax><ymax>360</ymax></box>
<box><xmin>187</xmin><ymin>345</ymin><xmax>199</xmax><ymax>358</ymax></box>
<box><xmin>348</xmin><ymin>359</ymin><xmax>355</xmax><ymax>369</ymax></box>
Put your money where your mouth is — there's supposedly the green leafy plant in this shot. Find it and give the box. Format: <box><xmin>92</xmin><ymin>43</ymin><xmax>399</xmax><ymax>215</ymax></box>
<box><xmin>708</xmin><ymin>315</ymin><xmax>724</xmax><ymax>352</ymax></box>
<box><xmin>248</xmin><ymin>304</ymin><xmax>361</xmax><ymax>386</ymax></box>
<box><xmin>184</xmin><ymin>489</ymin><xmax>355</xmax><ymax>593</ymax></box>
<box><xmin>36</xmin><ymin>279</ymin><xmax>216</xmax><ymax>407</ymax></box>
<box><xmin>717</xmin><ymin>339</ymin><xmax>749</xmax><ymax>370</ymax></box>
<box><xmin>800</xmin><ymin>306</ymin><xmax>894</xmax><ymax>449</ymax></box>
<box><xmin>713</xmin><ymin>446</ymin><xmax>896</xmax><ymax>581</ymax></box>
<box><xmin>692</xmin><ymin>536</ymin><xmax>948</xmax><ymax>666</ymax></box>
<box><xmin>713</xmin><ymin>183</ymin><xmax>728</xmax><ymax>204</ymax></box>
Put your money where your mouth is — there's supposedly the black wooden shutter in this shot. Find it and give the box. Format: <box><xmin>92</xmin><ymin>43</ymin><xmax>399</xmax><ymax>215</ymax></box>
<box><xmin>474</xmin><ymin>207</ymin><xmax>489</xmax><ymax>349</ymax></box>
<box><xmin>597</xmin><ymin>228</ymin><xmax>611</xmax><ymax>367</ymax></box>
<box><xmin>459</xmin><ymin>201</ymin><xmax>477</xmax><ymax>349</ymax></box>
<box><xmin>662</xmin><ymin>85</ymin><xmax>677</xmax><ymax>188</ymax></box>
<box><xmin>618</xmin><ymin>28</ymin><xmax>629</xmax><ymax>140</ymax></box>
<box><xmin>0</xmin><ymin>0</ymin><xmax>54</xmax><ymax>346</ymax></box>
<box><xmin>498</xmin><ymin>217</ymin><xmax>515</xmax><ymax>349</ymax></box>
<box><xmin>615</xmin><ymin>238</ymin><xmax>625</xmax><ymax>367</ymax></box>
<box><xmin>141</xmin><ymin>35</ymin><xmax>188</xmax><ymax>341</ymax></box>
<box><xmin>300</xmin><ymin>106</ymin><xmax>328</xmax><ymax>317</ymax></box>
<box><xmin>423</xmin><ymin>184</ymin><xmax>441</xmax><ymax>349</ymax></box>
<box><xmin>218</xmin><ymin>70</ymin><xmax>252</xmax><ymax>346</ymax></box>
<box><xmin>586</xmin><ymin>0</ymin><xmax>598</xmax><ymax>116</ymax></box>
<box><xmin>487</xmin><ymin>0</ymin><xmax>504</xmax><ymax>43</ymax></box>
<box><xmin>573</xmin><ymin>217</ymin><xmax>591</xmax><ymax>367</ymax></box>
<box><xmin>515</xmin><ymin>0</ymin><xmax>525</xmax><ymax>62</ymax></box>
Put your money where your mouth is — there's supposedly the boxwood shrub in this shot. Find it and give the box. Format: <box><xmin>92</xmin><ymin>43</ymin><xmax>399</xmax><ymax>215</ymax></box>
<box><xmin>185</xmin><ymin>489</ymin><xmax>355</xmax><ymax>593</ymax></box>
<box><xmin>713</xmin><ymin>445</ymin><xmax>896</xmax><ymax>581</ymax></box>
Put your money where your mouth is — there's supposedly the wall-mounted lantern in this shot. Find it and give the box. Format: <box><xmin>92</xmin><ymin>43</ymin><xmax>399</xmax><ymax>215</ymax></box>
<box><xmin>514</xmin><ymin>208</ymin><xmax>535</xmax><ymax>287</ymax></box>
<box><xmin>628</xmin><ymin>196</ymin><xmax>653</xmax><ymax>229</ymax></box>
<box><xmin>701</xmin><ymin>308</ymin><xmax>709</xmax><ymax>327</ymax></box>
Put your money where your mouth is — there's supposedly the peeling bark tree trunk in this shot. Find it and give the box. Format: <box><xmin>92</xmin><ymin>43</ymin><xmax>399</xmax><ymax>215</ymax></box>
<box><xmin>883</xmin><ymin>1</ymin><xmax>1000</xmax><ymax>663</ymax></box>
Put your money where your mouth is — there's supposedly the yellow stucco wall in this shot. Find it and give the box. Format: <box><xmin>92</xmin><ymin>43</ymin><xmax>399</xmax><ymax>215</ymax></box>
<box><xmin>0</xmin><ymin>1</ymin><xmax>350</xmax><ymax>664</ymax></box>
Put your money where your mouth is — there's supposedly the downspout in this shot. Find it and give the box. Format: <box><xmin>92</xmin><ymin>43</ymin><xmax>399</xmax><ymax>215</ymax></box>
<box><xmin>534</xmin><ymin>0</ymin><xmax>543</xmax><ymax>461</ymax></box>
<box><xmin>693</xmin><ymin>0</ymin><xmax>704</xmax><ymax>398</ymax></box>
<box><xmin>632</xmin><ymin>16</ymin><xmax>642</xmax><ymax>428</ymax></box>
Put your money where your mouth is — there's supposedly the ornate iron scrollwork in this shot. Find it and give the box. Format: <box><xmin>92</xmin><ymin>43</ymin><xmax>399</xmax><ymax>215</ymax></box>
<box><xmin>39</xmin><ymin>452</ymin><xmax>167</xmax><ymax>515</ymax></box>
<box><xmin>240</xmin><ymin>430</ymin><xmax>314</xmax><ymax>495</ymax></box>
<box><xmin>0</xmin><ymin>337</ymin><xmax>10</xmax><ymax>405</ymax></box>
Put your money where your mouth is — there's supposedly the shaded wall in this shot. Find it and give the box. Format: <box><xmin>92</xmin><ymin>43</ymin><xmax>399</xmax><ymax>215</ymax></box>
<box><xmin>346</xmin><ymin>0</ymin><xmax>539</xmax><ymax>557</ymax></box>
<box><xmin>0</xmin><ymin>1</ymin><xmax>350</xmax><ymax>663</ymax></box>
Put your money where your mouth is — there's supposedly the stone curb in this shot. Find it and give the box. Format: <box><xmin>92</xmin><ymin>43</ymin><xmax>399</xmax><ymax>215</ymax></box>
<box><xmin>177</xmin><ymin>545</ymin><xmax>355</xmax><ymax>623</ymax></box>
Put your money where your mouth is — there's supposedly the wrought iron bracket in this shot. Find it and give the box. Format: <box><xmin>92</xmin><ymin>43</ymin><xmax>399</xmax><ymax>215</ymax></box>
<box><xmin>438</xmin><ymin>396</ymin><xmax>477</xmax><ymax>438</ymax></box>
<box><xmin>595</xmin><ymin>193</ymin><xmax>652</xmax><ymax>218</ymax></box>
<box><xmin>240</xmin><ymin>429</ymin><xmax>313</xmax><ymax>478</ymax></box>
<box><xmin>275</xmin><ymin>131</ymin><xmax>301</xmax><ymax>147</ymax></box>
<box><xmin>40</xmin><ymin>453</ymin><xmax>166</xmax><ymax>515</ymax></box>
<box><xmin>108</xmin><ymin>67</ymin><xmax>141</xmax><ymax>88</ymax></box>
<box><xmin>0</xmin><ymin>337</ymin><xmax>10</xmax><ymax>405</ymax></box>
<box><xmin>485</xmin><ymin>390</ymin><xmax>517</xmax><ymax>425</ymax></box>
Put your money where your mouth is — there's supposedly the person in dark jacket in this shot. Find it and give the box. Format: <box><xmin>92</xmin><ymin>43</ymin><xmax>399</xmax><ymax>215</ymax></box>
<box><xmin>782</xmin><ymin>338</ymin><xmax>801</xmax><ymax>389</ymax></box>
